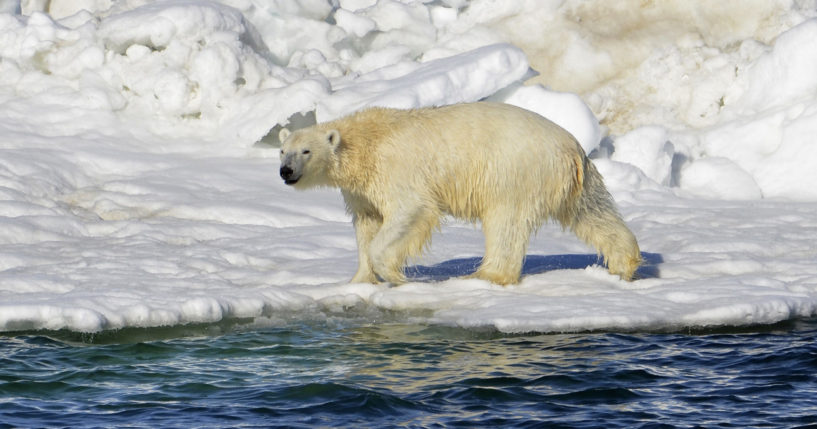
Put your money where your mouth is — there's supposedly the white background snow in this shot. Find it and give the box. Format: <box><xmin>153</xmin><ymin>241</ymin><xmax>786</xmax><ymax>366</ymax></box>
<box><xmin>1</xmin><ymin>0</ymin><xmax>816</xmax><ymax>333</ymax></box>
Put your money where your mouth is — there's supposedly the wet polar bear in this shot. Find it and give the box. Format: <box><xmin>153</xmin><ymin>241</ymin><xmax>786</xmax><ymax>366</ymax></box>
<box><xmin>279</xmin><ymin>102</ymin><xmax>641</xmax><ymax>285</ymax></box>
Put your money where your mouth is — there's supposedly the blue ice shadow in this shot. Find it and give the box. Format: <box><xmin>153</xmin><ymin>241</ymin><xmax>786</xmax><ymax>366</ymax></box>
<box><xmin>406</xmin><ymin>252</ymin><xmax>663</xmax><ymax>282</ymax></box>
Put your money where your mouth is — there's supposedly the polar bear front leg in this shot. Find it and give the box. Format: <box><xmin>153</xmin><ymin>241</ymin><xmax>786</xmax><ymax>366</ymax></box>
<box><xmin>350</xmin><ymin>213</ymin><xmax>381</xmax><ymax>283</ymax></box>
<box><xmin>369</xmin><ymin>205</ymin><xmax>439</xmax><ymax>284</ymax></box>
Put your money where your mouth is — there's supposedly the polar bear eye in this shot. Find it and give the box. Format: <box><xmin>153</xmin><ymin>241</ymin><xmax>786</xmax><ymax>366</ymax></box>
<box><xmin>302</xmin><ymin>149</ymin><xmax>311</xmax><ymax>155</ymax></box>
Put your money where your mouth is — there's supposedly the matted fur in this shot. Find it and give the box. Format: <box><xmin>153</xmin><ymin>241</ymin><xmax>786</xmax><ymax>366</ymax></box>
<box><xmin>279</xmin><ymin>102</ymin><xmax>641</xmax><ymax>285</ymax></box>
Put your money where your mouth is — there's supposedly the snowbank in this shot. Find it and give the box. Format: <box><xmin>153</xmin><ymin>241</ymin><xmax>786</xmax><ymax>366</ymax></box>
<box><xmin>1</xmin><ymin>0</ymin><xmax>816</xmax><ymax>333</ymax></box>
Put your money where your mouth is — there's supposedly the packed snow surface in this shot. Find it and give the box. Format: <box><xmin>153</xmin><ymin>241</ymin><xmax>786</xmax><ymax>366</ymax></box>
<box><xmin>1</xmin><ymin>0</ymin><xmax>816</xmax><ymax>333</ymax></box>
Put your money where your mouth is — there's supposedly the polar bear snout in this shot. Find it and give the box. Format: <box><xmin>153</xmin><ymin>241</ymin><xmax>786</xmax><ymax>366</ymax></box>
<box><xmin>279</xmin><ymin>165</ymin><xmax>293</xmax><ymax>179</ymax></box>
<box><xmin>280</xmin><ymin>165</ymin><xmax>299</xmax><ymax>185</ymax></box>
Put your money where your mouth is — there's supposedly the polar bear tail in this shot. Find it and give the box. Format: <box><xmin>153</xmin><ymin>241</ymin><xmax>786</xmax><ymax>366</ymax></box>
<box><xmin>567</xmin><ymin>157</ymin><xmax>642</xmax><ymax>281</ymax></box>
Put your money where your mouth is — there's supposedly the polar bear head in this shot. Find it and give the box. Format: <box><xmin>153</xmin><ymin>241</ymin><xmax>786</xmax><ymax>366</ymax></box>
<box><xmin>279</xmin><ymin>127</ymin><xmax>341</xmax><ymax>189</ymax></box>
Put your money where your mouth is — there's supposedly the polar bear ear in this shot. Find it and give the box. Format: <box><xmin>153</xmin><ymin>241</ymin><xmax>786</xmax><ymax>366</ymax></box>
<box><xmin>326</xmin><ymin>129</ymin><xmax>341</xmax><ymax>151</ymax></box>
<box><xmin>278</xmin><ymin>128</ymin><xmax>291</xmax><ymax>143</ymax></box>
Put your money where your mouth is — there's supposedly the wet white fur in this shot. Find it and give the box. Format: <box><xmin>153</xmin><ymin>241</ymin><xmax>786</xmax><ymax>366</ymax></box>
<box><xmin>280</xmin><ymin>102</ymin><xmax>641</xmax><ymax>285</ymax></box>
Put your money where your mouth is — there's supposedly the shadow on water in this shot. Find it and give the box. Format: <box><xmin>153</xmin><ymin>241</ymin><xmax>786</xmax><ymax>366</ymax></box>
<box><xmin>407</xmin><ymin>252</ymin><xmax>663</xmax><ymax>282</ymax></box>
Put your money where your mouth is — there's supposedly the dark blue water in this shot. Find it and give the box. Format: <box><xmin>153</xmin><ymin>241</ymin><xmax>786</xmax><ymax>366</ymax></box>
<box><xmin>2</xmin><ymin>318</ymin><xmax>817</xmax><ymax>428</ymax></box>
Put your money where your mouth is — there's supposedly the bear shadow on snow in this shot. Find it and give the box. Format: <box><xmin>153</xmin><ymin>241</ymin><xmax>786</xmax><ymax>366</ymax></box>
<box><xmin>406</xmin><ymin>252</ymin><xmax>663</xmax><ymax>283</ymax></box>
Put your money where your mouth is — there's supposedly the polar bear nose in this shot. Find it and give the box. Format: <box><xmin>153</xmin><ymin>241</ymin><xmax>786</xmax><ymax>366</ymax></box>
<box><xmin>280</xmin><ymin>165</ymin><xmax>294</xmax><ymax>180</ymax></box>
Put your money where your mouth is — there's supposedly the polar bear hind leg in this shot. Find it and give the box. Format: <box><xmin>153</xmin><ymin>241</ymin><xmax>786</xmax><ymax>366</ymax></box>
<box><xmin>567</xmin><ymin>162</ymin><xmax>642</xmax><ymax>281</ymax></box>
<box><xmin>473</xmin><ymin>207</ymin><xmax>533</xmax><ymax>285</ymax></box>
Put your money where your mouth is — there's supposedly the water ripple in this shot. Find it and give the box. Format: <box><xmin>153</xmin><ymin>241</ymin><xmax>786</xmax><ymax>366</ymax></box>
<box><xmin>1</xmin><ymin>319</ymin><xmax>817</xmax><ymax>428</ymax></box>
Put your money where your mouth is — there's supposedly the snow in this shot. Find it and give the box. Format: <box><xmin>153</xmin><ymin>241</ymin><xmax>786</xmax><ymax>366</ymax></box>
<box><xmin>1</xmin><ymin>0</ymin><xmax>816</xmax><ymax>334</ymax></box>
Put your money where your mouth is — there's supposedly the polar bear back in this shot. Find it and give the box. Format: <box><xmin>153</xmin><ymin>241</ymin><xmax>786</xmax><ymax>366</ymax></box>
<box><xmin>328</xmin><ymin>102</ymin><xmax>585</xmax><ymax>222</ymax></box>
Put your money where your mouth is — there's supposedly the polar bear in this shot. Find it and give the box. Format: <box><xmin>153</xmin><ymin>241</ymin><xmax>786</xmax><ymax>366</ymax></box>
<box><xmin>279</xmin><ymin>102</ymin><xmax>641</xmax><ymax>285</ymax></box>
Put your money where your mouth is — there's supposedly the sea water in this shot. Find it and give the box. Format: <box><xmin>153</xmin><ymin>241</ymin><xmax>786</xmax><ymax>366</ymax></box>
<box><xmin>2</xmin><ymin>317</ymin><xmax>816</xmax><ymax>428</ymax></box>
